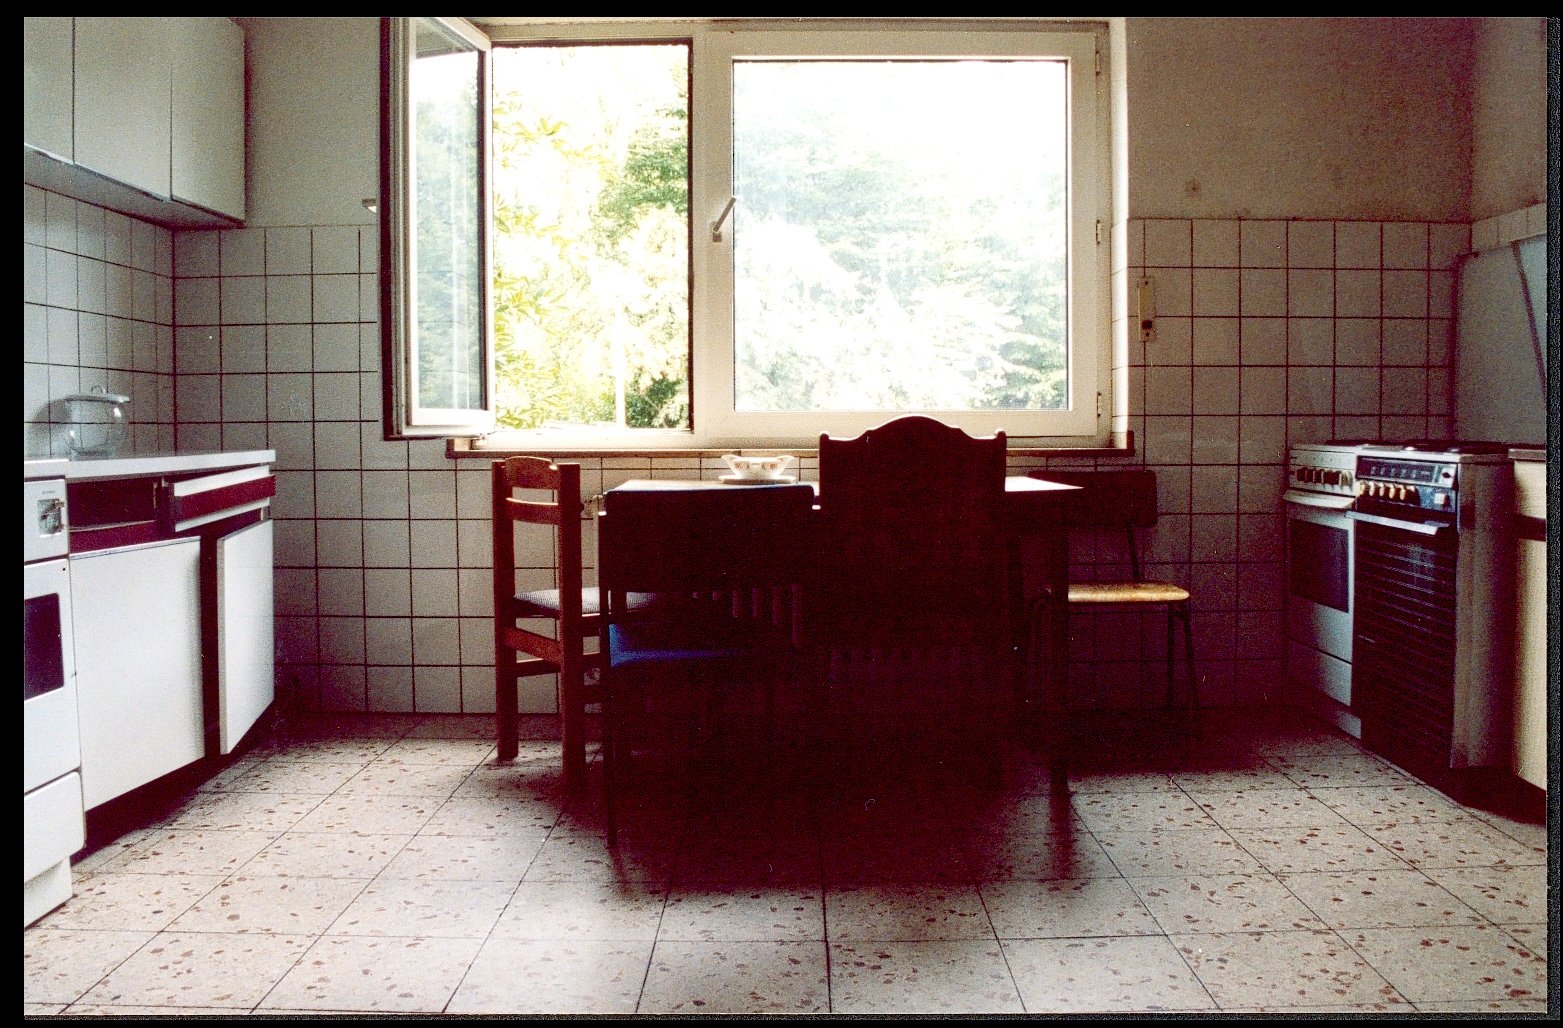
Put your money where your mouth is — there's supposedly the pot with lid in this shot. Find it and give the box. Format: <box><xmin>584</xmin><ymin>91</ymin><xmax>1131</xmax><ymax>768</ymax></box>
<box><xmin>63</xmin><ymin>387</ymin><xmax>130</xmax><ymax>458</ymax></box>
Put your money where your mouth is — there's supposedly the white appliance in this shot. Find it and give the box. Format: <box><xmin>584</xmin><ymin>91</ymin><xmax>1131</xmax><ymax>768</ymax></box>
<box><xmin>1452</xmin><ymin>233</ymin><xmax>1547</xmax><ymax>447</ymax></box>
<box><xmin>24</xmin><ymin>459</ymin><xmax>84</xmax><ymax>927</ymax></box>
<box><xmin>1348</xmin><ymin>441</ymin><xmax>1519</xmax><ymax>801</ymax></box>
<box><xmin>1284</xmin><ymin>442</ymin><xmax>1365</xmax><ymax>738</ymax></box>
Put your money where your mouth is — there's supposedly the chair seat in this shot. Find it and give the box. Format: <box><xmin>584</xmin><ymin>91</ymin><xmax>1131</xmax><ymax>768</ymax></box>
<box><xmin>1065</xmin><ymin>580</ymin><xmax>1191</xmax><ymax>605</ymax></box>
<box><xmin>513</xmin><ymin>587</ymin><xmax>658</xmax><ymax>619</ymax></box>
<box><xmin>606</xmin><ymin>616</ymin><xmax>781</xmax><ymax>670</ymax></box>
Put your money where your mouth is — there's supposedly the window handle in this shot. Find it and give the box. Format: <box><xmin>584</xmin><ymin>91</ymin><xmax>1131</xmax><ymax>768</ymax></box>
<box><xmin>711</xmin><ymin>195</ymin><xmax>738</xmax><ymax>242</ymax></box>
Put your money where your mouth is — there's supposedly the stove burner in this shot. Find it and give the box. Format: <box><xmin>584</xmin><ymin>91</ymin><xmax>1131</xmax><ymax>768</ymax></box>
<box><xmin>1360</xmin><ymin>440</ymin><xmax>1512</xmax><ymax>456</ymax></box>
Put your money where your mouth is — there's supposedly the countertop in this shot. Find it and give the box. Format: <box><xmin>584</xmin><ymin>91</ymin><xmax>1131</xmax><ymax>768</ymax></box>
<box><xmin>1509</xmin><ymin>446</ymin><xmax>1548</xmax><ymax>463</ymax></box>
<box><xmin>63</xmin><ymin>449</ymin><xmax>276</xmax><ymax>482</ymax></box>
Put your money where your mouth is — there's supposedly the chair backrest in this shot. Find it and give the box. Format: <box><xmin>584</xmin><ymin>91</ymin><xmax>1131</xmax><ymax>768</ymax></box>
<box><xmin>817</xmin><ymin>415</ymin><xmax>1008</xmax><ymax>634</ymax></box>
<box><xmin>1026</xmin><ymin>468</ymin><xmax>1158</xmax><ymax>577</ymax></box>
<box><xmin>492</xmin><ymin>457</ymin><xmax>584</xmax><ymax>620</ymax></box>
<box><xmin>598</xmin><ymin>483</ymin><xmax>816</xmax><ymax>599</ymax></box>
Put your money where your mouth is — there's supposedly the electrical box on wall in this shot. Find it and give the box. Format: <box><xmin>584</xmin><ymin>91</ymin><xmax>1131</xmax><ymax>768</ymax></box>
<box><xmin>1137</xmin><ymin>277</ymin><xmax>1156</xmax><ymax>344</ymax></box>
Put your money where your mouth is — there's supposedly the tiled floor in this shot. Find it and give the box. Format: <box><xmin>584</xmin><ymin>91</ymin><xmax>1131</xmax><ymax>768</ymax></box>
<box><xmin>24</xmin><ymin>705</ymin><xmax>1553</xmax><ymax>1016</ymax></box>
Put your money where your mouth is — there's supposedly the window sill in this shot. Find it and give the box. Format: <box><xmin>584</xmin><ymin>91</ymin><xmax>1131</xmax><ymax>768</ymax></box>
<box><xmin>448</xmin><ymin>430</ymin><xmax>1135</xmax><ymax>461</ymax></box>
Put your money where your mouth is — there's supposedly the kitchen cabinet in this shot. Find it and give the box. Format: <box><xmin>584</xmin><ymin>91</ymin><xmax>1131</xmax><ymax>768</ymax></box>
<box><xmin>23</xmin><ymin>17</ymin><xmax>247</xmax><ymax>227</ymax></box>
<box><xmin>23</xmin><ymin>17</ymin><xmax>72</xmax><ymax>162</ymax></box>
<box><xmin>70</xmin><ymin>537</ymin><xmax>205</xmax><ymax>810</ymax></box>
<box><xmin>1510</xmin><ymin>452</ymin><xmax>1547</xmax><ymax>792</ymax></box>
<box><xmin>66</xmin><ymin>450</ymin><xmax>277</xmax><ymax>808</ymax></box>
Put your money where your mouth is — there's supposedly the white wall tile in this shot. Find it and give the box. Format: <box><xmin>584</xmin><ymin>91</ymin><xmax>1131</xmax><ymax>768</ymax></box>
<box><xmin>312</xmin><ymin>226</ymin><xmax>360</xmax><ymax>275</ymax></box>
<box><xmin>1334</xmin><ymin>319</ymin><xmax>1380</xmax><ymax>366</ymax></box>
<box><xmin>1237</xmin><ymin>416</ymin><xmax>1286</xmax><ymax>465</ymax></box>
<box><xmin>314</xmin><ymin>420</ymin><xmax>362</xmax><ymax>468</ymax></box>
<box><xmin>1192</xmin><ymin>219</ymin><xmax>1238</xmax><ymax>266</ymax></box>
<box><xmin>222</xmin><ymin>276</ymin><xmax>267</xmax><ymax>324</ymax></box>
<box><xmin>412</xmin><ymin>618</ymin><xmax>461</xmax><ymax>665</ymax></box>
<box><xmin>1287</xmin><ymin>221</ymin><xmax>1332</xmax><ymax>267</ymax></box>
<box><xmin>220</xmin><ymin>228</ymin><xmax>266</xmax><ymax>276</ymax></box>
<box><xmin>318</xmin><ymin>568</ymin><xmax>366</xmax><ymax>617</ymax></box>
<box><xmin>174</xmin><ymin>230</ymin><xmax>219</xmax><ymax>278</ymax></box>
<box><xmin>313</xmin><ymin>274</ymin><xmax>359</xmax><ymax>323</ymax></box>
<box><xmin>1286</xmin><ymin>367</ymin><xmax>1333</xmax><ymax>415</ymax></box>
<box><xmin>1146</xmin><ymin>316</ymin><xmax>1191</xmax><ymax>366</ymax></box>
<box><xmin>1144</xmin><ymin>367</ymin><xmax>1192</xmax><ymax>415</ymax></box>
<box><xmin>1189</xmin><ymin>415</ymin><xmax>1239</xmax><ymax>464</ymax></box>
<box><xmin>265</xmin><ymin>227</ymin><xmax>312</xmax><ymax>275</ymax></box>
<box><xmin>1144</xmin><ymin>220</ymin><xmax>1191</xmax><ymax>267</ymax></box>
<box><xmin>1335</xmin><ymin>269</ymin><xmax>1379</xmax><ymax>317</ymax></box>
<box><xmin>175</xmin><ymin>277</ymin><xmax>219</xmax><ymax>326</ymax></box>
<box><xmin>268</xmin><ymin>372</ymin><xmax>314</xmax><ymax>420</ymax></box>
<box><xmin>1238</xmin><ymin>220</ymin><xmax>1286</xmax><ymax>268</ymax></box>
<box><xmin>77</xmin><ymin>257</ymin><xmax>106</xmax><ymax>315</ymax></box>
<box><xmin>364</xmin><ymin>567</ymin><xmax>412</xmax><ymax>616</ymax></box>
<box><xmin>1334</xmin><ymin>221</ymin><xmax>1380</xmax><ymax>268</ymax></box>
<box><xmin>1238</xmin><ymin>367</ymin><xmax>1285</xmax><ymax>415</ymax></box>
<box><xmin>1192</xmin><ymin>268</ymin><xmax>1238</xmax><ymax>316</ymax></box>
<box><xmin>222</xmin><ymin>373</ymin><xmax>268</xmax><ymax>422</ymax></box>
<box><xmin>1149</xmin><ymin>267</ymin><xmax>1191</xmax><ymax>317</ymax></box>
<box><xmin>363</xmin><ymin>472</ymin><xmax>411</xmax><ymax>519</ymax></box>
<box><xmin>411</xmin><ymin>568</ymin><xmax>459</xmax><ymax>617</ymax></box>
<box><xmin>1242</xmin><ymin>268</ymin><xmax>1288</xmax><ymax>318</ymax></box>
<box><xmin>1382</xmin><ymin>222</ymin><xmax>1428</xmax><ymax>269</ymax></box>
<box><xmin>319</xmin><ymin>666</ymin><xmax>367</xmax><ymax>712</ymax></box>
<box><xmin>266</xmin><ymin>275</ymin><xmax>313</xmax><ymax>323</ymax></box>
<box><xmin>45</xmin><ymin>249</ymin><xmax>78</xmax><ymax>308</ymax></box>
<box><xmin>1191</xmin><ymin>318</ymin><xmax>1239</xmax><ymax>365</ymax></box>
<box><xmin>313</xmin><ymin>322</ymin><xmax>360</xmax><ymax>373</ymax></box>
<box><xmin>1382</xmin><ymin>269</ymin><xmax>1427</xmax><ymax>318</ymax></box>
<box><xmin>1334</xmin><ymin>367</ymin><xmax>1380</xmax><ymax>415</ymax></box>
<box><xmin>1191</xmin><ymin>366</ymin><xmax>1239</xmax><ymax>415</ymax></box>
<box><xmin>414</xmin><ymin>666</ymin><xmax>463</xmax><ymax>713</ymax></box>
<box><xmin>314</xmin><ymin>470</ymin><xmax>363</xmax><ymax>518</ymax></box>
<box><xmin>313</xmin><ymin>373</ymin><xmax>361</xmax><ymax>422</ymax></box>
<box><xmin>44</xmin><ymin>191</ymin><xmax>78</xmax><ymax>252</ymax></box>
<box><xmin>1287</xmin><ymin>269</ymin><xmax>1333</xmax><ymax>317</ymax></box>
<box><xmin>410</xmin><ymin>520</ymin><xmax>459</xmax><ymax>568</ymax></box>
<box><xmin>1382</xmin><ymin>367</ymin><xmax>1428</xmax><ymax>416</ymax></box>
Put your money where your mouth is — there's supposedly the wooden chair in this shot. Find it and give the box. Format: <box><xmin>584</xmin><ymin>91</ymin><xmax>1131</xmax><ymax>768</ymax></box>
<box><xmin>597</xmin><ymin>481</ymin><xmax>816</xmax><ymax>844</ymax></box>
<box><xmin>815</xmin><ymin>415</ymin><xmax>1013</xmax><ymax>744</ymax></box>
<box><xmin>1024</xmin><ymin>468</ymin><xmax>1197</xmax><ymax>713</ymax></box>
<box><xmin>492</xmin><ymin>457</ymin><xmax>655</xmax><ymax>790</ymax></box>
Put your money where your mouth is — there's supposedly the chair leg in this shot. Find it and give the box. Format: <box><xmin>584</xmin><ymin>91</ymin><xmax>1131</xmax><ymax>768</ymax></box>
<box><xmin>1180</xmin><ymin>604</ymin><xmax>1198</xmax><ymax>714</ymax></box>
<box><xmin>602</xmin><ymin>677</ymin><xmax>618</xmax><ymax>847</ymax></box>
<box><xmin>1164</xmin><ymin>608</ymin><xmax>1177</xmax><ymax>709</ymax></box>
<box><xmin>496</xmin><ymin>651</ymin><xmax>519</xmax><ymax>763</ymax></box>
<box><xmin>559</xmin><ymin>652</ymin><xmax>587</xmax><ymax>793</ymax></box>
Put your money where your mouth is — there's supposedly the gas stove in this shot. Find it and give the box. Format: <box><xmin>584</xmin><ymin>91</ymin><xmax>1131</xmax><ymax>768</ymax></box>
<box><xmin>1287</xmin><ymin>441</ymin><xmax>1366</xmax><ymax>498</ymax></box>
<box><xmin>1357</xmin><ymin>440</ymin><xmax>1514</xmax><ymax>457</ymax></box>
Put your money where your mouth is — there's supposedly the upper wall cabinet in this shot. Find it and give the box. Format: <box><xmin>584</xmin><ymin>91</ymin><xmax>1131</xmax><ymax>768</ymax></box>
<box><xmin>23</xmin><ymin>17</ymin><xmax>247</xmax><ymax>228</ymax></box>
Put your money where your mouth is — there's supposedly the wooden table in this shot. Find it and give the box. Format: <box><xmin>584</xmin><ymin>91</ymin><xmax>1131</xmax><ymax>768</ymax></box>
<box><xmin>584</xmin><ymin>475</ymin><xmax>1082</xmax><ymax>780</ymax></box>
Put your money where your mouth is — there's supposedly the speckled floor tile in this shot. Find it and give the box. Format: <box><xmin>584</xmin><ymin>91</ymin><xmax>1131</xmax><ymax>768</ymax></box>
<box><xmin>960</xmin><ymin>829</ymin><xmax>1120</xmax><ymax>881</ymax></box>
<box><xmin>673</xmin><ymin>829</ymin><xmax>823</xmax><ymax>886</ymax></box>
<box><xmin>335</xmin><ymin>761</ymin><xmax>474</xmax><ymax>798</ymax></box>
<box><xmin>1227</xmin><ymin>823</ymin><xmax>1412</xmax><ymax>873</ymax></box>
<box><xmin>1423</xmin><ymin>865</ymin><xmax>1550</xmax><ymax>925</ymax></box>
<box><xmin>1470</xmin><ymin>810</ymin><xmax>1550</xmax><ymax>853</ymax></box>
<box><xmin>1071</xmin><ymin>792</ymin><xmax>1221</xmax><ymax>832</ymax></box>
<box><xmin>490</xmin><ymin>880</ymin><xmax>668</xmax><ymax>941</ymax></box>
<box><xmin>373</xmin><ymin>737</ymin><xmax>498</xmax><ymax>765</ymax></box>
<box><xmin>1062</xmin><ymin>769</ymin><xmax>1181</xmax><ymax>794</ymax></box>
<box><xmin>1130</xmin><ymin>873</ymin><xmax>1327</xmax><ymax>933</ymax></box>
<box><xmin>1185</xmin><ymin>787</ymin><xmax>1348</xmax><ymax>829</ymax></box>
<box><xmin>419</xmin><ymin>794</ymin><xmax>562</xmax><ymax>835</ymax></box>
<box><xmin>1173</xmin><ymin>929</ymin><xmax>1408</xmax><ymax>1009</ymax></box>
<box><xmin>1415</xmin><ymin>997</ymin><xmax>1552</xmax><ymax>1013</ymax></box>
<box><xmin>288</xmin><ymin>795</ymin><xmax>439</xmax><ymax>835</ymax></box>
<box><xmin>63</xmin><ymin>1004</ymin><xmax>252</xmax><ymax>1015</ymax></box>
<box><xmin>24</xmin><ymin>929</ymin><xmax>155</xmax><ymax>1006</ymax></box>
<box><xmin>167</xmin><ymin>874</ymin><xmax>369</xmax><ymax>935</ymax></box>
<box><xmin>1360</xmin><ymin>816</ymin><xmax>1548</xmax><ymax>869</ymax></box>
<box><xmin>259</xmin><ymin>934</ymin><xmax>483</xmax><ymax>1013</ymax></box>
<box><xmin>214</xmin><ymin>760</ymin><xmax>364</xmax><ymax>795</ymax></box>
<box><xmin>404</xmin><ymin>713</ymin><xmax>514</xmax><ymax>740</ymax></box>
<box><xmin>24</xmin><ymin>1003</ymin><xmax>68</xmax><ymax>1015</ymax></box>
<box><xmin>378</xmin><ymin>831</ymin><xmax>549</xmax><ymax>882</ymax></box>
<box><xmin>821</xmin><ymin>831</ymin><xmax>976</xmax><ymax>883</ymax></box>
<box><xmin>1269</xmin><ymin>753</ymin><xmax>1414</xmax><ymax>788</ymax></box>
<box><xmin>325</xmin><ymin>877</ymin><xmax>515</xmax><ymax>938</ymax></box>
<box><xmin>77</xmin><ymin>931</ymin><xmax>313</xmax><ymax>1008</ymax></box>
<box><xmin>659</xmin><ymin>887</ymin><xmax>824</xmax><ymax>941</ymax></box>
<box><xmin>983</xmin><ymin>877</ymin><xmax>1162</xmax><ymax>939</ymax></box>
<box><xmin>161</xmin><ymin>791</ymin><xmax>324</xmax><ymax>833</ymax></box>
<box><xmin>1313</xmin><ymin>784</ymin><xmax>1473</xmax><ymax>825</ymax></box>
<box><xmin>260</xmin><ymin>738</ymin><xmax>394</xmax><ymax>763</ymax></box>
<box><xmin>640</xmin><ymin>939</ymin><xmax>829</xmax><ymax>1013</ymax></box>
<box><xmin>1169</xmin><ymin>766</ymin><xmax>1300</xmax><ymax>792</ymax></box>
<box><xmin>825</xmin><ymin>883</ymin><xmax>993</xmax><ymax>941</ymax></box>
<box><xmin>101</xmin><ymin>828</ymin><xmax>281</xmax><ymax>876</ymax></box>
<box><xmin>1344</xmin><ymin>924</ymin><xmax>1549</xmax><ymax>1004</ymax></box>
<box><xmin>1003</xmin><ymin>936</ymin><xmax>1217</xmax><ymax>1012</ymax></box>
<box><xmin>195</xmin><ymin>756</ymin><xmax>272</xmax><ymax>792</ymax></box>
<box><xmin>446</xmin><ymin>936</ymin><xmax>650</xmax><ymax>1014</ymax></box>
<box><xmin>1278</xmin><ymin>869</ymin><xmax>1486</xmax><ymax>929</ymax></box>
<box><xmin>1095</xmin><ymin>827</ymin><xmax>1264</xmax><ymax>877</ymax></box>
<box><xmin>71</xmin><ymin>829</ymin><xmax>154</xmax><ymax>875</ymax></box>
<box><xmin>1500</xmin><ymin>923</ymin><xmax>1547</xmax><ymax>960</ymax></box>
<box><xmin>828</xmin><ymin>939</ymin><xmax>1023</xmax><ymax>1014</ymax></box>
<box><xmin>36</xmin><ymin>872</ymin><xmax>224</xmax><ymax>932</ymax></box>
<box><xmin>522</xmin><ymin>829</ymin><xmax>679</xmax><ymax>885</ymax></box>
<box><xmin>239</xmin><ymin>831</ymin><xmax>411</xmax><ymax>878</ymax></box>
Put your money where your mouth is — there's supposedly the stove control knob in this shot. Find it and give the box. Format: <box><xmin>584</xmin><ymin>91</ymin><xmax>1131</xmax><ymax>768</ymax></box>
<box><xmin>1433</xmin><ymin>491</ymin><xmax>1450</xmax><ymax>508</ymax></box>
<box><xmin>1342</xmin><ymin>472</ymin><xmax>1353</xmax><ymax>490</ymax></box>
<box><xmin>1356</xmin><ymin>481</ymin><xmax>1367</xmax><ymax>497</ymax></box>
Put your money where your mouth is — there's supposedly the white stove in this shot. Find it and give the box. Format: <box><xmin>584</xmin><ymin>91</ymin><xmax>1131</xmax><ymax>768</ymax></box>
<box><xmin>24</xmin><ymin>459</ymin><xmax>83</xmax><ymax>927</ymax></box>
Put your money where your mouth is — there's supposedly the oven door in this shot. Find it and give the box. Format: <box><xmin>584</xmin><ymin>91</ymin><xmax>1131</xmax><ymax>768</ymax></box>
<box><xmin>1284</xmin><ymin>490</ymin><xmax>1355</xmax><ymax>704</ymax></box>
<box><xmin>24</xmin><ymin>557</ymin><xmax>80</xmax><ymax>794</ymax></box>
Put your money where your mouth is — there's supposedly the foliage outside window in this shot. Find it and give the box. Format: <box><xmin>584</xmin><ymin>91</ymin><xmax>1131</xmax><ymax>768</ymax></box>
<box><xmin>383</xmin><ymin>19</ymin><xmax>1112</xmax><ymax>448</ymax></box>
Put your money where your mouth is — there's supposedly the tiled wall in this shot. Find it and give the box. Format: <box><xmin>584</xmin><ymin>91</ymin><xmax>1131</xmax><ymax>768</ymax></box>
<box><xmin>23</xmin><ymin>186</ymin><xmax>177</xmax><ymax>459</ymax></box>
<box><xmin>89</xmin><ymin>208</ymin><xmax>1469</xmax><ymax>716</ymax></box>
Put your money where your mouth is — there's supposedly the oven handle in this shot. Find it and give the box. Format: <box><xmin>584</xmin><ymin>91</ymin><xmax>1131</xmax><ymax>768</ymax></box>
<box><xmin>1346</xmin><ymin>510</ymin><xmax>1451</xmax><ymax>537</ymax></box>
<box><xmin>1283</xmin><ymin>489</ymin><xmax>1355</xmax><ymax>511</ymax></box>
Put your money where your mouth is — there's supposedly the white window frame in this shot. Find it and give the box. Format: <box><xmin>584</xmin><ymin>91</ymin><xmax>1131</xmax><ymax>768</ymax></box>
<box><xmin>384</xmin><ymin>18</ymin><xmax>1116</xmax><ymax>450</ymax></box>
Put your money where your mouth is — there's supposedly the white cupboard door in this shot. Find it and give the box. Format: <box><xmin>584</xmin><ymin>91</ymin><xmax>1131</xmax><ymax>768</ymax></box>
<box><xmin>217</xmin><ymin>521</ymin><xmax>274</xmax><ymax>754</ymax></box>
<box><xmin>170</xmin><ymin>17</ymin><xmax>246</xmax><ymax>221</ymax></box>
<box><xmin>23</xmin><ymin>17</ymin><xmax>74</xmax><ymax>161</ymax></box>
<box><xmin>74</xmin><ymin>17</ymin><xmax>172</xmax><ymax>201</ymax></box>
<box><xmin>70</xmin><ymin>538</ymin><xmax>204</xmax><ymax>810</ymax></box>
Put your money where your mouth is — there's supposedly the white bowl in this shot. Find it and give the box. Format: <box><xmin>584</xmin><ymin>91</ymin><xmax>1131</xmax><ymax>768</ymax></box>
<box><xmin>721</xmin><ymin>453</ymin><xmax>795</xmax><ymax>479</ymax></box>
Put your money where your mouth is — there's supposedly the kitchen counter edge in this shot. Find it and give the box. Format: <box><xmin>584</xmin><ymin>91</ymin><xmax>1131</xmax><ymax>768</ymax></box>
<box><xmin>64</xmin><ymin>450</ymin><xmax>277</xmax><ymax>481</ymax></box>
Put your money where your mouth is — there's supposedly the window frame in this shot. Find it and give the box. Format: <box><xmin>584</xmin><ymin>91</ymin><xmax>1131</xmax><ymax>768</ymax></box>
<box><xmin>383</xmin><ymin>17</ymin><xmax>1116</xmax><ymax>450</ymax></box>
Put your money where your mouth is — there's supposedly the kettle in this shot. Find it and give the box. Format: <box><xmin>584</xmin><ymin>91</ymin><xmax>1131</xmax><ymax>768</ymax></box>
<box><xmin>64</xmin><ymin>387</ymin><xmax>130</xmax><ymax>458</ymax></box>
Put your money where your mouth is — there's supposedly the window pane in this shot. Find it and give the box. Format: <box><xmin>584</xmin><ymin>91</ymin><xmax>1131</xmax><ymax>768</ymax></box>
<box><xmin>491</xmin><ymin>44</ymin><xmax>690</xmax><ymax>431</ymax></box>
<box><xmin>733</xmin><ymin>60</ymin><xmax>1068</xmax><ymax>413</ymax></box>
<box><xmin>411</xmin><ymin>22</ymin><xmax>485</xmax><ymax>413</ymax></box>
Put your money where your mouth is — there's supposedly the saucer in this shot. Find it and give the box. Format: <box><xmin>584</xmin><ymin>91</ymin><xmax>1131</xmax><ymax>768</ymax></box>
<box><xmin>718</xmin><ymin>474</ymin><xmax>797</xmax><ymax>485</ymax></box>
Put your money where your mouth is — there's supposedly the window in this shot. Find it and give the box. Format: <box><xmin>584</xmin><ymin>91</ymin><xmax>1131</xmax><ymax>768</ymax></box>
<box><xmin>383</xmin><ymin>18</ymin><xmax>1114</xmax><ymax>448</ymax></box>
